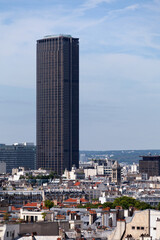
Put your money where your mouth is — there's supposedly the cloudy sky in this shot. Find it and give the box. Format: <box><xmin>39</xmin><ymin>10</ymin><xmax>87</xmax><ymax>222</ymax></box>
<box><xmin>0</xmin><ymin>0</ymin><xmax>160</xmax><ymax>150</ymax></box>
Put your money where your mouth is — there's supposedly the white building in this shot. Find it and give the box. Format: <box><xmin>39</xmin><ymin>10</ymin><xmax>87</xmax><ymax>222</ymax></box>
<box><xmin>63</xmin><ymin>166</ymin><xmax>85</xmax><ymax>180</ymax></box>
<box><xmin>131</xmin><ymin>163</ymin><xmax>139</xmax><ymax>173</ymax></box>
<box><xmin>0</xmin><ymin>224</ymin><xmax>19</xmax><ymax>240</ymax></box>
<box><xmin>84</xmin><ymin>159</ymin><xmax>118</xmax><ymax>178</ymax></box>
<box><xmin>20</xmin><ymin>208</ymin><xmax>54</xmax><ymax>222</ymax></box>
<box><xmin>84</xmin><ymin>168</ymin><xmax>97</xmax><ymax>178</ymax></box>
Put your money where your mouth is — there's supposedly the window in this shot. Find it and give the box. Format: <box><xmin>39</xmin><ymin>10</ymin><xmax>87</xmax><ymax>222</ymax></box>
<box><xmin>137</xmin><ymin>227</ymin><xmax>140</xmax><ymax>230</ymax></box>
<box><xmin>6</xmin><ymin>232</ymin><xmax>9</xmax><ymax>237</ymax></box>
<box><xmin>141</xmin><ymin>227</ymin><xmax>144</xmax><ymax>230</ymax></box>
<box><xmin>132</xmin><ymin>226</ymin><xmax>135</xmax><ymax>229</ymax></box>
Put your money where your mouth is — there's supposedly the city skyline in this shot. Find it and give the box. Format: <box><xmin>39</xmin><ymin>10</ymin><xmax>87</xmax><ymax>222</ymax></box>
<box><xmin>0</xmin><ymin>0</ymin><xmax>160</xmax><ymax>150</ymax></box>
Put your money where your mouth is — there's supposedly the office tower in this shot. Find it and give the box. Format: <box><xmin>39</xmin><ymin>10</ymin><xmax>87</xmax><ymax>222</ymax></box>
<box><xmin>0</xmin><ymin>143</ymin><xmax>36</xmax><ymax>173</ymax></box>
<box><xmin>36</xmin><ymin>35</ymin><xmax>79</xmax><ymax>175</ymax></box>
<box><xmin>139</xmin><ymin>155</ymin><xmax>160</xmax><ymax>177</ymax></box>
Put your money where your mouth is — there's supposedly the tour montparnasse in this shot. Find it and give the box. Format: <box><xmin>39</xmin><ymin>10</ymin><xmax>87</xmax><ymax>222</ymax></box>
<box><xmin>36</xmin><ymin>35</ymin><xmax>79</xmax><ymax>175</ymax></box>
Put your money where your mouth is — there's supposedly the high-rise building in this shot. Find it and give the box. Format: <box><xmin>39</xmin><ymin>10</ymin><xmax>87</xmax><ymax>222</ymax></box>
<box><xmin>0</xmin><ymin>143</ymin><xmax>36</xmax><ymax>173</ymax></box>
<box><xmin>139</xmin><ymin>155</ymin><xmax>160</xmax><ymax>177</ymax></box>
<box><xmin>36</xmin><ymin>35</ymin><xmax>79</xmax><ymax>175</ymax></box>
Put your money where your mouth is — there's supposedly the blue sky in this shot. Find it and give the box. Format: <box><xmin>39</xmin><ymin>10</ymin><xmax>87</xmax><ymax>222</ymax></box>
<box><xmin>0</xmin><ymin>0</ymin><xmax>160</xmax><ymax>150</ymax></box>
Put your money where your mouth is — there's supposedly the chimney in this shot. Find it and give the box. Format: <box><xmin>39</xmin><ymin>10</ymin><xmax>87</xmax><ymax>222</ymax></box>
<box><xmin>102</xmin><ymin>212</ymin><xmax>110</xmax><ymax>227</ymax></box>
<box><xmin>89</xmin><ymin>210</ymin><xmax>97</xmax><ymax>225</ymax></box>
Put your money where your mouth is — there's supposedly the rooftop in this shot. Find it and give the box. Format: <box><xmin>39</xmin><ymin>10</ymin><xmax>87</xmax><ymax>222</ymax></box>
<box><xmin>44</xmin><ymin>34</ymin><xmax>72</xmax><ymax>39</ymax></box>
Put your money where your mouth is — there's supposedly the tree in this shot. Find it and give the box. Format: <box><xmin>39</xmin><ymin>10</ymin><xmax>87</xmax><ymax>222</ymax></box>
<box><xmin>102</xmin><ymin>202</ymin><xmax>114</xmax><ymax>209</ymax></box>
<box><xmin>44</xmin><ymin>200</ymin><xmax>54</xmax><ymax>210</ymax></box>
<box><xmin>136</xmin><ymin>201</ymin><xmax>152</xmax><ymax>210</ymax></box>
<box><xmin>157</xmin><ymin>202</ymin><xmax>160</xmax><ymax>211</ymax></box>
<box><xmin>49</xmin><ymin>171</ymin><xmax>55</xmax><ymax>179</ymax></box>
<box><xmin>20</xmin><ymin>175</ymin><xmax>25</xmax><ymax>179</ymax></box>
<box><xmin>113</xmin><ymin>196</ymin><xmax>136</xmax><ymax>209</ymax></box>
<box><xmin>3</xmin><ymin>212</ymin><xmax>10</xmax><ymax>221</ymax></box>
<box><xmin>112</xmin><ymin>196</ymin><xmax>153</xmax><ymax>210</ymax></box>
<box><xmin>41</xmin><ymin>212</ymin><xmax>47</xmax><ymax>221</ymax></box>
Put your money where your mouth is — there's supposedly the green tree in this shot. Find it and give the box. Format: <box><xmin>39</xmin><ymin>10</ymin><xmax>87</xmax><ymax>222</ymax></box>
<box><xmin>20</xmin><ymin>175</ymin><xmax>25</xmax><ymax>179</ymax></box>
<box><xmin>157</xmin><ymin>202</ymin><xmax>160</xmax><ymax>210</ymax></box>
<box><xmin>49</xmin><ymin>171</ymin><xmax>55</xmax><ymax>179</ymax></box>
<box><xmin>113</xmin><ymin>196</ymin><xmax>136</xmax><ymax>209</ymax></box>
<box><xmin>44</xmin><ymin>200</ymin><xmax>54</xmax><ymax>210</ymax></box>
<box><xmin>112</xmin><ymin>196</ymin><xmax>153</xmax><ymax>210</ymax></box>
<box><xmin>79</xmin><ymin>196</ymin><xmax>154</xmax><ymax>211</ymax></box>
<box><xmin>41</xmin><ymin>212</ymin><xmax>47</xmax><ymax>221</ymax></box>
<box><xmin>138</xmin><ymin>201</ymin><xmax>152</xmax><ymax>210</ymax></box>
<box><xmin>102</xmin><ymin>202</ymin><xmax>114</xmax><ymax>209</ymax></box>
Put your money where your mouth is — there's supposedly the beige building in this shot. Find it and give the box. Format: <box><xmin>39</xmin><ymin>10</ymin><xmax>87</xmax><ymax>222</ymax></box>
<box><xmin>124</xmin><ymin>209</ymin><xmax>160</xmax><ymax>240</ymax></box>
<box><xmin>124</xmin><ymin>210</ymin><xmax>150</xmax><ymax>240</ymax></box>
<box><xmin>108</xmin><ymin>209</ymin><xmax>160</xmax><ymax>240</ymax></box>
<box><xmin>63</xmin><ymin>166</ymin><xmax>85</xmax><ymax>180</ymax></box>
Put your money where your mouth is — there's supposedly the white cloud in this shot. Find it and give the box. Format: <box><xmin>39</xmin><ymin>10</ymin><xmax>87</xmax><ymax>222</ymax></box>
<box><xmin>0</xmin><ymin>0</ymin><xmax>159</xmax><ymax>89</ymax></box>
<box><xmin>82</xmin><ymin>0</ymin><xmax>113</xmax><ymax>9</ymax></box>
<box><xmin>73</xmin><ymin>0</ymin><xmax>114</xmax><ymax>16</ymax></box>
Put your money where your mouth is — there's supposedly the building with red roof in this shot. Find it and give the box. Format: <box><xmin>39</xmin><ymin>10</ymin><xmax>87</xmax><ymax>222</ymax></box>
<box><xmin>63</xmin><ymin>198</ymin><xmax>88</xmax><ymax>206</ymax></box>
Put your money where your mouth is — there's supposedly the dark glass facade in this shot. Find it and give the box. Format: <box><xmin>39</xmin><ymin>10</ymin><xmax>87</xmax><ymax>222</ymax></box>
<box><xmin>0</xmin><ymin>143</ymin><xmax>36</xmax><ymax>173</ymax></box>
<box><xmin>139</xmin><ymin>155</ymin><xmax>160</xmax><ymax>177</ymax></box>
<box><xmin>36</xmin><ymin>35</ymin><xmax>79</xmax><ymax>175</ymax></box>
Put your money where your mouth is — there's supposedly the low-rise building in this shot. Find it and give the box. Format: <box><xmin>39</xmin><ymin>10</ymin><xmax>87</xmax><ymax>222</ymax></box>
<box><xmin>63</xmin><ymin>166</ymin><xmax>85</xmax><ymax>180</ymax></box>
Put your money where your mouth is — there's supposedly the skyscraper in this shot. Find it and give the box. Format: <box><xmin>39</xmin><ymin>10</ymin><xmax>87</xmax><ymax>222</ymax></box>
<box><xmin>139</xmin><ymin>155</ymin><xmax>160</xmax><ymax>177</ymax></box>
<box><xmin>36</xmin><ymin>35</ymin><xmax>79</xmax><ymax>175</ymax></box>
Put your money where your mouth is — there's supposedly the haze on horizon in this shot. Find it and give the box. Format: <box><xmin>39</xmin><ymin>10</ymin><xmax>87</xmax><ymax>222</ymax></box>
<box><xmin>0</xmin><ymin>0</ymin><xmax>160</xmax><ymax>151</ymax></box>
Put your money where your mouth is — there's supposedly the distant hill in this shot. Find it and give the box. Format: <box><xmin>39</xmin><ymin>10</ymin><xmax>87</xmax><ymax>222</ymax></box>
<box><xmin>80</xmin><ymin>149</ymin><xmax>160</xmax><ymax>164</ymax></box>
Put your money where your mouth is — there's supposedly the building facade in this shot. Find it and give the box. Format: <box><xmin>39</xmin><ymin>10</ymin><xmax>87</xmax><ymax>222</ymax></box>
<box><xmin>0</xmin><ymin>161</ymin><xmax>6</xmax><ymax>174</ymax></box>
<box><xmin>139</xmin><ymin>155</ymin><xmax>160</xmax><ymax>177</ymax></box>
<box><xmin>0</xmin><ymin>143</ymin><xmax>36</xmax><ymax>173</ymax></box>
<box><xmin>36</xmin><ymin>35</ymin><xmax>79</xmax><ymax>175</ymax></box>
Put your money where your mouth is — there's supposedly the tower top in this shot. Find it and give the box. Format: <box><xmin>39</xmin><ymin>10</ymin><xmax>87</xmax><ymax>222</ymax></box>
<box><xmin>43</xmin><ymin>34</ymin><xmax>72</xmax><ymax>39</ymax></box>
